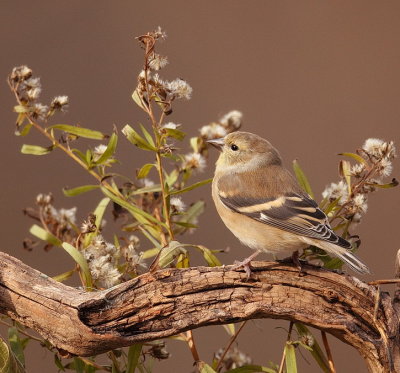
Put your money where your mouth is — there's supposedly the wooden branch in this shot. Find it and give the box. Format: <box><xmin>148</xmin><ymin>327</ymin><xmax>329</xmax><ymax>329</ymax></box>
<box><xmin>0</xmin><ymin>252</ymin><xmax>399</xmax><ymax>372</ymax></box>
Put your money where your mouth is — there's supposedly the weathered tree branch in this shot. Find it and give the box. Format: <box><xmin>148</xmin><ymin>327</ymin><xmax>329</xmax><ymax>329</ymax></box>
<box><xmin>0</xmin><ymin>252</ymin><xmax>399</xmax><ymax>372</ymax></box>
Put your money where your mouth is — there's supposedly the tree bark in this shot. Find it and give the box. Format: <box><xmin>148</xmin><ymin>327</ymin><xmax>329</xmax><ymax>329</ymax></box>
<box><xmin>0</xmin><ymin>252</ymin><xmax>399</xmax><ymax>372</ymax></box>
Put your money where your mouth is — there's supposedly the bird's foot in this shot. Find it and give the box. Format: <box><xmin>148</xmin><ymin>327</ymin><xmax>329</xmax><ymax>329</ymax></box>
<box><xmin>279</xmin><ymin>251</ymin><xmax>307</xmax><ymax>275</ymax></box>
<box><xmin>231</xmin><ymin>250</ymin><xmax>261</xmax><ymax>280</ymax></box>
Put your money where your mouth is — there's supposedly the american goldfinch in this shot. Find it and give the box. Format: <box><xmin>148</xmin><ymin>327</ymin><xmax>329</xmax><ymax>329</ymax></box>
<box><xmin>209</xmin><ymin>131</ymin><xmax>370</xmax><ymax>274</ymax></box>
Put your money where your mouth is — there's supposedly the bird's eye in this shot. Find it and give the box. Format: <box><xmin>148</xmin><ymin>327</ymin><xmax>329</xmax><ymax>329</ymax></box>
<box><xmin>230</xmin><ymin>144</ymin><xmax>239</xmax><ymax>151</ymax></box>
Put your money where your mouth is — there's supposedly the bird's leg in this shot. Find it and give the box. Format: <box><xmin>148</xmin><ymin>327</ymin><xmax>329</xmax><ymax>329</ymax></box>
<box><xmin>232</xmin><ymin>250</ymin><xmax>261</xmax><ymax>279</ymax></box>
<box><xmin>280</xmin><ymin>250</ymin><xmax>304</xmax><ymax>273</ymax></box>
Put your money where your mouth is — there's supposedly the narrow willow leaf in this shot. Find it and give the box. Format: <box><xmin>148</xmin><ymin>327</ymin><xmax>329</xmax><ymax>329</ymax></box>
<box><xmin>195</xmin><ymin>245</ymin><xmax>222</xmax><ymax>267</ymax></box>
<box><xmin>137</xmin><ymin>163</ymin><xmax>155</xmax><ymax>179</ymax></box>
<box><xmin>222</xmin><ymin>323</ymin><xmax>235</xmax><ymax>336</ymax></box>
<box><xmin>139</xmin><ymin>123</ymin><xmax>155</xmax><ymax>147</ymax></box>
<box><xmin>93</xmin><ymin>197</ymin><xmax>110</xmax><ymax>229</ymax></box>
<box><xmin>101</xmin><ymin>187</ymin><xmax>166</xmax><ymax>229</ymax></box>
<box><xmin>62</xmin><ymin>243</ymin><xmax>93</xmax><ymax>289</ymax></box>
<box><xmin>158</xmin><ymin>241</ymin><xmax>187</xmax><ymax>268</ymax></box>
<box><xmin>126</xmin><ymin>343</ymin><xmax>143</xmax><ymax>373</ymax></box>
<box><xmin>95</xmin><ymin>132</ymin><xmax>118</xmax><ymax>165</ymax></box>
<box><xmin>190</xmin><ymin>136</ymin><xmax>201</xmax><ymax>153</ymax></box>
<box><xmin>285</xmin><ymin>343</ymin><xmax>297</xmax><ymax>373</ymax></box>
<box><xmin>323</xmin><ymin>197</ymin><xmax>341</xmax><ymax>215</ymax></box>
<box><xmin>165</xmin><ymin>169</ymin><xmax>179</xmax><ymax>187</ymax></box>
<box><xmin>8</xmin><ymin>327</ymin><xmax>25</xmax><ymax>367</ymax></box>
<box><xmin>293</xmin><ymin>160</ymin><xmax>314</xmax><ymax>198</ymax></box>
<box><xmin>72</xmin><ymin>149</ymin><xmax>88</xmax><ymax>165</ymax></box>
<box><xmin>131</xmin><ymin>184</ymin><xmax>162</xmax><ymax>195</ymax></box>
<box><xmin>13</xmin><ymin>105</ymin><xmax>29</xmax><ymax>113</ymax></box>
<box><xmin>72</xmin><ymin>357</ymin><xmax>85</xmax><ymax>373</ymax></box>
<box><xmin>122</xmin><ymin>124</ymin><xmax>157</xmax><ymax>151</ymax></box>
<box><xmin>174</xmin><ymin>221</ymin><xmax>198</xmax><ymax>229</ymax></box>
<box><xmin>198</xmin><ymin>362</ymin><xmax>217</xmax><ymax>373</ymax></box>
<box><xmin>0</xmin><ymin>337</ymin><xmax>25</xmax><ymax>373</ymax></box>
<box><xmin>132</xmin><ymin>88</ymin><xmax>148</xmax><ymax>112</ymax></box>
<box><xmin>16</xmin><ymin>123</ymin><xmax>32</xmax><ymax>137</ymax></box>
<box><xmin>169</xmin><ymin>178</ymin><xmax>213</xmax><ymax>195</ymax></box>
<box><xmin>368</xmin><ymin>179</ymin><xmax>399</xmax><ymax>188</ymax></box>
<box><xmin>141</xmin><ymin>247</ymin><xmax>160</xmax><ymax>259</ymax></box>
<box><xmin>29</xmin><ymin>224</ymin><xmax>62</xmax><ymax>247</ymax></box>
<box><xmin>225</xmin><ymin>365</ymin><xmax>277</xmax><ymax>373</ymax></box>
<box><xmin>21</xmin><ymin>144</ymin><xmax>54</xmax><ymax>155</ymax></box>
<box><xmin>339</xmin><ymin>160</ymin><xmax>352</xmax><ymax>194</ymax></box>
<box><xmin>295</xmin><ymin>323</ymin><xmax>330</xmax><ymax>373</ymax></box>
<box><xmin>165</xmin><ymin>128</ymin><xmax>185</xmax><ymax>141</ymax></box>
<box><xmin>52</xmin><ymin>270</ymin><xmax>75</xmax><ymax>283</ymax></box>
<box><xmin>339</xmin><ymin>152</ymin><xmax>368</xmax><ymax>165</ymax></box>
<box><xmin>49</xmin><ymin>124</ymin><xmax>106</xmax><ymax>140</ymax></box>
<box><xmin>176</xmin><ymin>252</ymin><xmax>190</xmax><ymax>268</ymax></box>
<box><xmin>54</xmin><ymin>354</ymin><xmax>65</xmax><ymax>371</ymax></box>
<box><xmin>63</xmin><ymin>185</ymin><xmax>99</xmax><ymax>197</ymax></box>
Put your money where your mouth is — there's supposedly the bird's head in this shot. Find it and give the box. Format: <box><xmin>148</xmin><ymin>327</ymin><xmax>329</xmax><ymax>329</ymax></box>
<box><xmin>208</xmin><ymin>131</ymin><xmax>282</xmax><ymax>171</ymax></box>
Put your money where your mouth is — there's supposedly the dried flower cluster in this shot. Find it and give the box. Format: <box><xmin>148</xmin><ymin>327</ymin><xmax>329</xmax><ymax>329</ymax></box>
<box><xmin>214</xmin><ymin>346</ymin><xmax>252</xmax><ymax>370</ymax></box>
<box><xmin>9</xmin><ymin>66</ymin><xmax>68</xmax><ymax>131</ymax></box>
<box><xmin>322</xmin><ymin>138</ymin><xmax>397</xmax><ymax>224</ymax></box>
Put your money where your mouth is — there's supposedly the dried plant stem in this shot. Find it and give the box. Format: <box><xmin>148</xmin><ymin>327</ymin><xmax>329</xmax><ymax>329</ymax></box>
<box><xmin>185</xmin><ymin>330</ymin><xmax>200</xmax><ymax>362</ymax></box>
<box><xmin>8</xmin><ymin>80</ymin><xmax>125</xmax><ymax>201</ymax></box>
<box><xmin>278</xmin><ymin>321</ymin><xmax>294</xmax><ymax>373</ymax></box>
<box><xmin>215</xmin><ymin>321</ymin><xmax>247</xmax><ymax>372</ymax></box>
<box><xmin>155</xmin><ymin>151</ymin><xmax>174</xmax><ymax>240</ymax></box>
<box><xmin>321</xmin><ymin>331</ymin><xmax>336</xmax><ymax>373</ymax></box>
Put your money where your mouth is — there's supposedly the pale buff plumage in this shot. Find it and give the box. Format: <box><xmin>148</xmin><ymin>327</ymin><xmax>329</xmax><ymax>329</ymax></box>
<box><xmin>210</xmin><ymin>131</ymin><xmax>369</xmax><ymax>274</ymax></box>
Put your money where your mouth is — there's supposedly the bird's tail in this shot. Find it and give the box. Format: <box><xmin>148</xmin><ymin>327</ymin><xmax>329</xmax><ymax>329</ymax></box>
<box><xmin>333</xmin><ymin>250</ymin><xmax>370</xmax><ymax>274</ymax></box>
<box><xmin>304</xmin><ymin>238</ymin><xmax>370</xmax><ymax>274</ymax></box>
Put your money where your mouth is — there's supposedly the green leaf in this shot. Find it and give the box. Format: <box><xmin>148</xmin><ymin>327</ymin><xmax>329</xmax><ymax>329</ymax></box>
<box><xmin>49</xmin><ymin>124</ymin><xmax>107</xmax><ymax>140</ymax></box>
<box><xmin>8</xmin><ymin>327</ymin><xmax>25</xmax><ymax>367</ymax></box>
<box><xmin>63</xmin><ymin>185</ymin><xmax>99</xmax><ymax>197</ymax></box>
<box><xmin>73</xmin><ymin>357</ymin><xmax>85</xmax><ymax>373</ymax></box>
<box><xmin>165</xmin><ymin>169</ymin><xmax>179</xmax><ymax>187</ymax></box>
<box><xmin>190</xmin><ymin>136</ymin><xmax>201</xmax><ymax>153</ymax></box>
<box><xmin>131</xmin><ymin>184</ymin><xmax>162</xmax><ymax>195</ymax></box>
<box><xmin>29</xmin><ymin>224</ymin><xmax>62</xmax><ymax>247</ymax></box>
<box><xmin>293</xmin><ymin>160</ymin><xmax>314</xmax><ymax>198</ymax></box>
<box><xmin>158</xmin><ymin>241</ymin><xmax>187</xmax><ymax>268</ymax></box>
<box><xmin>339</xmin><ymin>160</ymin><xmax>352</xmax><ymax>193</ymax></box>
<box><xmin>139</xmin><ymin>123</ymin><xmax>155</xmax><ymax>147</ymax></box>
<box><xmin>195</xmin><ymin>245</ymin><xmax>222</xmax><ymax>267</ymax></box>
<box><xmin>62</xmin><ymin>242</ymin><xmax>93</xmax><ymax>289</ymax></box>
<box><xmin>132</xmin><ymin>89</ymin><xmax>148</xmax><ymax>112</ymax></box>
<box><xmin>169</xmin><ymin>178</ymin><xmax>212</xmax><ymax>195</ymax></box>
<box><xmin>21</xmin><ymin>144</ymin><xmax>54</xmax><ymax>155</ymax></box>
<box><xmin>339</xmin><ymin>152</ymin><xmax>368</xmax><ymax>165</ymax></box>
<box><xmin>52</xmin><ymin>269</ymin><xmax>75</xmax><ymax>283</ymax></box>
<box><xmin>295</xmin><ymin>323</ymin><xmax>330</xmax><ymax>373</ymax></box>
<box><xmin>0</xmin><ymin>337</ymin><xmax>25</xmax><ymax>373</ymax></box>
<box><xmin>94</xmin><ymin>133</ymin><xmax>118</xmax><ymax>165</ymax></box>
<box><xmin>367</xmin><ymin>178</ymin><xmax>399</xmax><ymax>189</ymax></box>
<box><xmin>16</xmin><ymin>123</ymin><xmax>32</xmax><ymax>137</ymax></box>
<box><xmin>137</xmin><ymin>163</ymin><xmax>155</xmax><ymax>179</ymax></box>
<box><xmin>226</xmin><ymin>365</ymin><xmax>276</xmax><ymax>373</ymax></box>
<box><xmin>54</xmin><ymin>354</ymin><xmax>65</xmax><ymax>371</ymax></box>
<box><xmin>285</xmin><ymin>343</ymin><xmax>297</xmax><ymax>373</ymax></box>
<box><xmin>222</xmin><ymin>323</ymin><xmax>235</xmax><ymax>336</ymax></box>
<box><xmin>101</xmin><ymin>187</ymin><xmax>166</xmax><ymax>229</ymax></box>
<box><xmin>198</xmin><ymin>362</ymin><xmax>217</xmax><ymax>373</ymax></box>
<box><xmin>13</xmin><ymin>105</ymin><xmax>29</xmax><ymax>114</ymax></box>
<box><xmin>126</xmin><ymin>343</ymin><xmax>143</xmax><ymax>373</ymax></box>
<box><xmin>122</xmin><ymin>124</ymin><xmax>157</xmax><ymax>151</ymax></box>
<box><xmin>93</xmin><ymin>197</ymin><xmax>110</xmax><ymax>230</ymax></box>
<box><xmin>164</xmin><ymin>128</ymin><xmax>185</xmax><ymax>141</ymax></box>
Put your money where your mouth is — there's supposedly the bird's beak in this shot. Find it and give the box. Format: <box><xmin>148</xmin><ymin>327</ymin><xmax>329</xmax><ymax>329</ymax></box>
<box><xmin>206</xmin><ymin>138</ymin><xmax>225</xmax><ymax>151</ymax></box>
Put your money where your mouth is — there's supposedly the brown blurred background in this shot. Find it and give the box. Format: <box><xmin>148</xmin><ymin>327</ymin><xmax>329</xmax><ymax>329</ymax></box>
<box><xmin>1</xmin><ymin>1</ymin><xmax>400</xmax><ymax>372</ymax></box>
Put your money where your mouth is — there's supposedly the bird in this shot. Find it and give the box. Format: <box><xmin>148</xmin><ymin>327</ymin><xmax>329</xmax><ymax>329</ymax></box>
<box><xmin>208</xmin><ymin>131</ymin><xmax>370</xmax><ymax>275</ymax></box>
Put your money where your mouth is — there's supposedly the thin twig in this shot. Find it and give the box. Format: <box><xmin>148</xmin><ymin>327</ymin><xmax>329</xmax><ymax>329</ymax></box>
<box><xmin>185</xmin><ymin>330</ymin><xmax>200</xmax><ymax>362</ymax></box>
<box><xmin>321</xmin><ymin>331</ymin><xmax>336</xmax><ymax>373</ymax></box>
<box><xmin>0</xmin><ymin>319</ymin><xmax>43</xmax><ymax>343</ymax></box>
<box><xmin>368</xmin><ymin>279</ymin><xmax>400</xmax><ymax>285</ymax></box>
<box><xmin>215</xmin><ymin>321</ymin><xmax>247</xmax><ymax>372</ymax></box>
<box><xmin>278</xmin><ymin>322</ymin><xmax>294</xmax><ymax>373</ymax></box>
